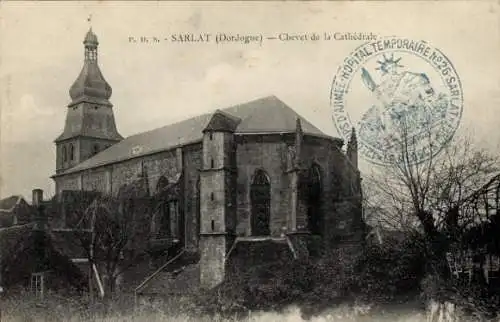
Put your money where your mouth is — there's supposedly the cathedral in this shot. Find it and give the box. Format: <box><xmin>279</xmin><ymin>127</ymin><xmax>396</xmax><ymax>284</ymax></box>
<box><xmin>51</xmin><ymin>28</ymin><xmax>364</xmax><ymax>291</ymax></box>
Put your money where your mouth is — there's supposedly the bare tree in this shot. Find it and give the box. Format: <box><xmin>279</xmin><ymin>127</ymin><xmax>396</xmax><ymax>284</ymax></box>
<box><xmin>59</xmin><ymin>191</ymin><xmax>152</xmax><ymax>296</ymax></box>
<box><xmin>364</xmin><ymin>112</ymin><xmax>499</xmax><ymax>242</ymax></box>
<box><xmin>88</xmin><ymin>194</ymin><xmax>151</xmax><ymax>294</ymax></box>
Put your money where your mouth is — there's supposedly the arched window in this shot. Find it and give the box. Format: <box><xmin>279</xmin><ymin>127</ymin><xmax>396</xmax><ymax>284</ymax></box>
<box><xmin>154</xmin><ymin>175</ymin><xmax>181</xmax><ymax>240</ymax></box>
<box><xmin>251</xmin><ymin>169</ymin><xmax>271</xmax><ymax>236</ymax></box>
<box><xmin>62</xmin><ymin>146</ymin><xmax>67</xmax><ymax>163</ymax></box>
<box><xmin>155</xmin><ymin>176</ymin><xmax>171</xmax><ymax>237</ymax></box>
<box><xmin>69</xmin><ymin>144</ymin><xmax>75</xmax><ymax>161</ymax></box>
<box><xmin>307</xmin><ymin>164</ymin><xmax>323</xmax><ymax>235</ymax></box>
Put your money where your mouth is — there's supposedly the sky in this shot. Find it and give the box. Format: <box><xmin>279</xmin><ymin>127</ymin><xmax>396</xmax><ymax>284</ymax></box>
<box><xmin>1</xmin><ymin>1</ymin><xmax>500</xmax><ymax>201</ymax></box>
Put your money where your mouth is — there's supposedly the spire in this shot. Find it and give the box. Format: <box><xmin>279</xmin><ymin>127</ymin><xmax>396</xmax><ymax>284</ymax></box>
<box><xmin>84</xmin><ymin>15</ymin><xmax>98</xmax><ymax>60</ymax></box>
<box><xmin>68</xmin><ymin>27</ymin><xmax>112</xmax><ymax>106</ymax></box>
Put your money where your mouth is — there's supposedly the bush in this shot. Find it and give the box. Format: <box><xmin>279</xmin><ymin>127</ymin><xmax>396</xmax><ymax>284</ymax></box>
<box><xmin>194</xmin><ymin>246</ymin><xmax>362</xmax><ymax>318</ymax></box>
<box><xmin>353</xmin><ymin>233</ymin><xmax>426</xmax><ymax>302</ymax></box>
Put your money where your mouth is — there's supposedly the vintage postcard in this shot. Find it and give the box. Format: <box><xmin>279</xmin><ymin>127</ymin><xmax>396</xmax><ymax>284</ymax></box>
<box><xmin>1</xmin><ymin>1</ymin><xmax>500</xmax><ymax>321</ymax></box>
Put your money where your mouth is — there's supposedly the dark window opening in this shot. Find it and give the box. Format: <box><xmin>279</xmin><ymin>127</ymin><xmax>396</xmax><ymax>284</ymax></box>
<box><xmin>62</xmin><ymin>146</ymin><xmax>67</xmax><ymax>163</ymax></box>
<box><xmin>211</xmin><ymin>192</ymin><xmax>214</xmax><ymax>201</ymax></box>
<box><xmin>209</xmin><ymin>132</ymin><xmax>213</xmax><ymax>140</ymax></box>
<box><xmin>158</xmin><ymin>201</ymin><xmax>171</xmax><ymax>237</ymax></box>
<box><xmin>211</xmin><ymin>220</ymin><xmax>215</xmax><ymax>232</ymax></box>
<box><xmin>251</xmin><ymin>169</ymin><xmax>271</xmax><ymax>236</ymax></box>
<box><xmin>69</xmin><ymin>144</ymin><xmax>75</xmax><ymax>161</ymax></box>
<box><xmin>92</xmin><ymin>144</ymin><xmax>99</xmax><ymax>155</ymax></box>
<box><xmin>307</xmin><ymin>164</ymin><xmax>323</xmax><ymax>235</ymax></box>
<box><xmin>155</xmin><ymin>176</ymin><xmax>181</xmax><ymax>239</ymax></box>
<box><xmin>211</xmin><ymin>159</ymin><xmax>215</xmax><ymax>168</ymax></box>
<box><xmin>158</xmin><ymin>200</ymin><xmax>179</xmax><ymax>239</ymax></box>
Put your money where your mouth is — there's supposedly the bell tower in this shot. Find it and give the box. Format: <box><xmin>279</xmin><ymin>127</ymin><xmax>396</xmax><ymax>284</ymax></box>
<box><xmin>54</xmin><ymin>28</ymin><xmax>123</xmax><ymax>173</ymax></box>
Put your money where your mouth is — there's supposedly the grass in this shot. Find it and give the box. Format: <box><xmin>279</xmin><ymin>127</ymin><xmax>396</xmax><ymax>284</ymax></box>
<box><xmin>0</xmin><ymin>290</ymin><xmax>435</xmax><ymax>322</ymax></box>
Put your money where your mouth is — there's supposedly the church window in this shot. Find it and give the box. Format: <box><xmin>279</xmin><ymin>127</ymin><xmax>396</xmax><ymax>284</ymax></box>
<box><xmin>158</xmin><ymin>201</ymin><xmax>171</xmax><ymax>238</ymax></box>
<box><xmin>250</xmin><ymin>169</ymin><xmax>271</xmax><ymax>236</ymax></box>
<box><xmin>211</xmin><ymin>159</ymin><xmax>214</xmax><ymax>168</ymax></box>
<box><xmin>155</xmin><ymin>176</ymin><xmax>180</xmax><ymax>240</ymax></box>
<box><xmin>62</xmin><ymin>146</ymin><xmax>67</xmax><ymax>163</ymax></box>
<box><xmin>211</xmin><ymin>219</ymin><xmax>215</xmax><ymax>232</ymax></box>
<box><xmin>156</xmin><ymin>176</ymin><xmax>170</xmax><ymax>238</ymax></box>
<box><xmin>92</xmin><ymin>144</ymin><xmax>99</xmax><ymax>155</ymax></box>
<box><xmin>69</xmin><ymin>144</ymin><xmax>75</xmax><ymax>161</ymax></box>
<box><xmin>307</xmin><ymin>164</ymin><xmax>323</xmax><ymax>236</ymax></box>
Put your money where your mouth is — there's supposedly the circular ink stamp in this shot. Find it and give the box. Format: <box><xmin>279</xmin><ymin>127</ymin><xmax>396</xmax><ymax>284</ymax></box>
<box><xmin>331</xmin><ymin>37</ymin><xmax>463</xmax><ymax>166</ymax></box>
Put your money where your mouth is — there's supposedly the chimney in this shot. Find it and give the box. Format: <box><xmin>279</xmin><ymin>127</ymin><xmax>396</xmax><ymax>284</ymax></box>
<box><xmin>176</xmin><ymin>147</ymin><xmax>183</xmax><ymax>171</ymax></box>
<box><xmin>32</xmin><ymin>189</ymin><xmax>46</xmax><ymax>231</ymax></box>
<box><xmin>32</xmin><ymin>189</ymin><xmax>43</xmax><ymax>206</ymax></box>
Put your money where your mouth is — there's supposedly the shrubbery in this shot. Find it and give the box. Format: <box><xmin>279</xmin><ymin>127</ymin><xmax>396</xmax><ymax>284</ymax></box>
<box><xmin>193</xmin><ymin>246</ymin><xmax>365</xmax><ymax>317</ymax></box>
<box><xmin>353</xmin><ymin>233</ymin><xmax>427</xmax><ymax>303</ymax></box>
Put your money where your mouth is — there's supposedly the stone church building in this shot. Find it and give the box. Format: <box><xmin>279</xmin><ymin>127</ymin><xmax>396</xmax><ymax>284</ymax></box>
<box><xmin>51</xmin><ymin>29</ymin><xmax>364</xmax><ymax>291</ymax></box>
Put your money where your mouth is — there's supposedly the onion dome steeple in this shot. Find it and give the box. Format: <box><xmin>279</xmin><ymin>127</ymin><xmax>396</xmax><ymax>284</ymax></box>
<box><xmin>68</xmin><ymin>28</ymin><xmax>112</xmax><ymax>106</ymax></box>
<box><xmin>54</xmin><ymin>26</ymin><xmax>122</xmax><ymax>174</ymax></box>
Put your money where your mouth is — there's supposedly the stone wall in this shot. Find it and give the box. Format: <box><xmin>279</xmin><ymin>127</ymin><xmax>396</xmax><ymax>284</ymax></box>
<box><xmin>55</xmin><ymin>174</ymin><xmax>81</xmax><ymax>194</ymax></box>
<box><xmin>182</xmin><ymin>144</ymin><xmax>203</xmax><ymax>250</ymax></box>
<box><xmin>54</xmin><ymin>144</ymin><xmax>203</xmax><ymax>251</ymax></box>
<box><xmin>235</xmin><ymin>135</ymin><xmax>290</xmax><ymax>236</ymax></box>
<box><xmin>199</xmin><ymin>235</ymin><xmax>227</xmax><ymax>289</ymax></box>
<box><xmin>53</xmin><ymin>131</ymin><xmax>363</xmax><ymax>291</ymax></box>
<box><xmin>200</xmin><ymin>170</ymin><xmax>226</xmax><ymax>234</ymax></box>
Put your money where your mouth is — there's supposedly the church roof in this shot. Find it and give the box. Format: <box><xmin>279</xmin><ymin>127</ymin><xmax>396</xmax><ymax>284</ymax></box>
<box><xmin>68</xmin><ymin>28</ymin><xmax>112</xmax><ymax>107</ymax></box>
<box><xmin>56</xmin><ymin>96</ymin><xmax>335</xmax><ymax>176</ymax></box>
<box><xmin>68</xmin><ymin>61</ymin><xmax>112</xmax><ymax>106</ymax></box>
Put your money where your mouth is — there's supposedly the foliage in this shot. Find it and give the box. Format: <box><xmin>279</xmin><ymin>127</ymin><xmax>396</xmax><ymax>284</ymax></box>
<box><xmin>0</xmin><ymin>291</ymin><xmax>436</xmax><ymax>322</ymax></box>
<box><xmin>0</xmin><ymin>227</ymin><xmax>87</xmax><ymax>293</ymax></box>
<box><xmin>354</xmin><ymin>233</ymin><xmax>426</xmax><ymax>303</ymax></box>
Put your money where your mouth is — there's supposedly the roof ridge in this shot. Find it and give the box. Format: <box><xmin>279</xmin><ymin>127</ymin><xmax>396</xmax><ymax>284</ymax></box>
<box><xmin>124</xmin><ymin>95</ymin><xmax>283</xmax><ymax>140</ymax></box>
<box><xmin>55</xmin><ymin>95</ymin><xmax>338</xmax><ymax>176</ymax></box>
<box><xmin>125</xmin><ymin>111</ymin><xmax>213</xmax><ymax>141</ymax></box>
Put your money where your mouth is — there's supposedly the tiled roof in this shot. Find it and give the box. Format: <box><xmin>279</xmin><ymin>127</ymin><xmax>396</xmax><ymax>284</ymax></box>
<box><xmin>56</xmin><ymin>96</ymin><xmax>334</xmax><ymax>176</ymax></box>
